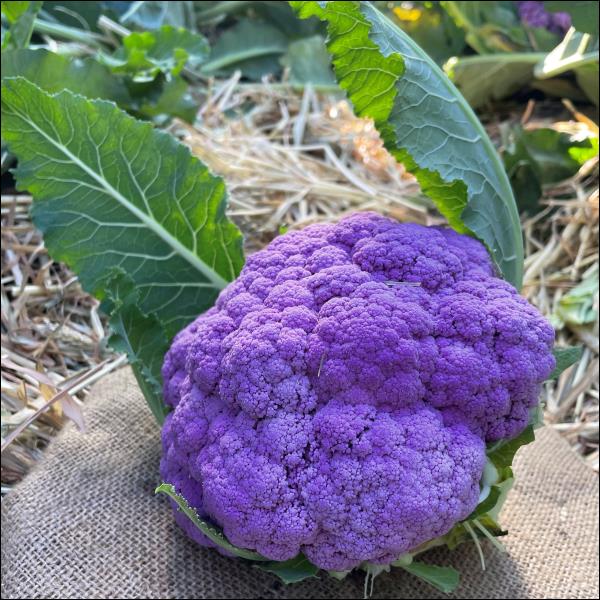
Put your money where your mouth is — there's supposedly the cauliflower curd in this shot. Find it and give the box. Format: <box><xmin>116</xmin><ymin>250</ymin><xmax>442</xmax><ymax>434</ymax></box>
<box><xmin>161</xmin><ymin>212</ymin><xmax>555</xmax><ymax>570</ymax></box>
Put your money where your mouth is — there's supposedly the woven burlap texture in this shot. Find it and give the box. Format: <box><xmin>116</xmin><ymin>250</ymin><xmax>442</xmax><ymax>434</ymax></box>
<box><xmin>1</xmin><ymin>367</ymin><xmax>598</xmax><ymax>599</ymax></box>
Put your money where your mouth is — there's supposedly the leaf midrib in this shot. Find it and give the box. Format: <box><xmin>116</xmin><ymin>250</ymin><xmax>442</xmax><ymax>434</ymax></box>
<box><xmin>10</xmin><ymin>101</ymin><xmax>228</xmax><ymax>290</ymax></box>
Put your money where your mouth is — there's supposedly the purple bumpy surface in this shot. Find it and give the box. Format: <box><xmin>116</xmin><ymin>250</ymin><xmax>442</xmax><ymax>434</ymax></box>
<box><xmin>161</xmin><ymin>212</ymin><xmax>555</xmax><ymax>570</ymax></box>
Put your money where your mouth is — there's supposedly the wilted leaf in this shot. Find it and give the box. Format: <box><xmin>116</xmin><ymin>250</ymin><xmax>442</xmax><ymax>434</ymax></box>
<box><xmin>1</xmin><ymin>77</ymin><xmax>244</xmax><ymax>343</ymax></box>
<box><xmin>59</xmin><ymin>393</ymin><xmax>87</xmax><ymax>432</ymax></box>
<box><xmin>292</xmin><ymin>1</ymin><xmax>524</xmax><ymax>288</ymax></box>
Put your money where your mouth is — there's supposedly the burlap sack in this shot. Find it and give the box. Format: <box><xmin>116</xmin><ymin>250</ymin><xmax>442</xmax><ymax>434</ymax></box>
<box><xmin>1</xmin><ymin>368</ymin><xmax>598</xmax><ymax>599</ymax></box>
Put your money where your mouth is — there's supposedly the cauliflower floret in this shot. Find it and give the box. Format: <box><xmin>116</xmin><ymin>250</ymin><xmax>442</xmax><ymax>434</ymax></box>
<box><xmin>161</xmin><ymin>212</ymin><xmax>555</xmax><ymax>570</ymax></box>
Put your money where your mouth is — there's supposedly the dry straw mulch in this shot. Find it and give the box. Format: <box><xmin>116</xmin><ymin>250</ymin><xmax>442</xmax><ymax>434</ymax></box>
<box><xmin>1</xmin><ymin>80</ymin><xmax>598</xmax><ymax>494</ymax></box>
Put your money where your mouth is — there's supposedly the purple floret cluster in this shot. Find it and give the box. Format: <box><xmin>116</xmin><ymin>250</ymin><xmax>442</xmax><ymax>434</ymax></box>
<box><xmin>161</xmin><ymin>212</ymin><xmax>555</xmax><ymax>571</ymax></box>
<box><xmin>517</xmin><ymin>1</ymin><xmax>571</xmax><ymax>34</ymax></box>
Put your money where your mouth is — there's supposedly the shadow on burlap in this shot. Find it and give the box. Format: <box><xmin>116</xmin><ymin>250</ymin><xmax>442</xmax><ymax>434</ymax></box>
<box><xmin>1</xmin><ymin>368</ymin><xmax>598</xmax><ymax>599</ymax></box>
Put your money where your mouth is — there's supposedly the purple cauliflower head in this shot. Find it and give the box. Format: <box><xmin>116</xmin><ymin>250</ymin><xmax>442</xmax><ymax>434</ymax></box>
<box><xmin>161</xmin><ymin>212</ymin><xmax>555</xmax><ymax>571</ymax></box>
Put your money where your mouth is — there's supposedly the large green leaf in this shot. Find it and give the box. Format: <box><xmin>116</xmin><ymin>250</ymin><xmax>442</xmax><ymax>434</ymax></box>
<box><xmin>1</xmin><ymin>77</ymin><xmax>244</xmax><ymax>342</ymax></box>
<box><xmin>1</xmin><ymin>48</ymin><xmax>130</xmax><ymax>104</ymax></box>
<box><xmin>1</xmin><ymin>48</ymin><xmax>199</xmax><ymax>124</ymax></box>
<box><xmin>544</xmin><ymin>1</ymin><xmax>599</xmax><ymax>36</ymax></box>
<box><xmin>201</xmin><ymin>18</ymin><xmax>288</xmax><ymax>80</ymax></box>
<box><xmin>445</xmin><ymin>52</ymin><xmax>544</xmax><ymax>108</ymax></box>
<box><xmin>291</xmin><ymin>1</ymin><xmax>523</xmax><ymax>288</ymax></box>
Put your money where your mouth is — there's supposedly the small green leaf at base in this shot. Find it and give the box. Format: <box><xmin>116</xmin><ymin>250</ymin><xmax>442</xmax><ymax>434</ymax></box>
<box><xmin>444</xmin><ymin>514</ymin><xmax>507</xmax><ymax>551</ymax></box>
<box><xmin>256</xmin><ymin>555</ymin><xmax>319</xmax><ymax>584</ymax></box>
<box><xmin>327</xmin><ymin>569</ymin><xmax>351</xmax><ymax>580</ymax></box>
<box><xmin>487</xmin><ymin>473</ymin><xmax>515</xmax><ymax>522</ymax></box>
<box><xmin>467</xmin><ymin>486</ymin><xmax>501</xmax><ymax>520</ymax></box>
<box><xmin>549</xmin><ymin>346</ymin><xmax>584</xmax><ymax>380</ymax></box>
<box><xmin>486</xmin><ymin>425</ymin><xmax>535</xmax><ymax>470</ymax></box>
<box><xmin>155</xmin><ymin>483</ymin><xmax>269</xmax><ymax>562</ymax></box>
<box><xmin>399</xmin><ymin>561</ymin><xmax>460</xmax><ymax>594</ymax></box>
